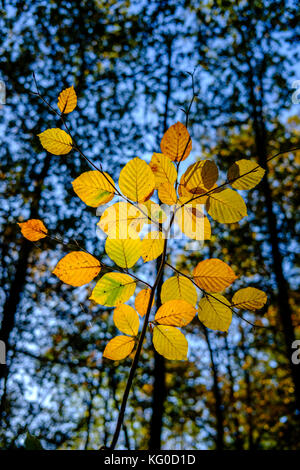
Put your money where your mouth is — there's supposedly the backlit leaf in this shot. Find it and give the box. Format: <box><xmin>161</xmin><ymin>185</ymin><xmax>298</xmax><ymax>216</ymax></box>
<box><xmin>228</xmin><ymin>159</ymin><xmax>265</xmax><ymax>190</ymax></box>
<box><xmin>72</xmin><ymin>171</ymin><xmax>115</xmax><ymax>207</ymax></box>
<box><xmin>119</xmin><ymin>157</ymin><xmax>155</xmax><ymax>202</ymax></box>
<box><xmin>57</xmin><ymin>86</ymin><xmax>77</xmax><ymax>114</ymax></box>
<box><xmin>155</xmin><ymin>300</ymin><xmax>196</xmax><ymax>327</ymax></box>
<box><xmin>105</xmin><ymin>238</ymin><xmax>141</xmax><ymax>268</ymax></box>
<box><xmin>141</xmin><ymin>230</ymin><xmax>165</xmax><ymax>262</ymax></box>
<box><xmin>149</xmin><ymin>152</ymin><xmax>177</xmax><ymax>188</ymax></box>
<box><xmin>181</xmin><ymin>160</ymin><xmax>218</xmax><ymax>193</ymax></box>
<box><xmin>176</xmin><ymin>204</ymin><xmax>211</xmax><ymax>240</ymax></box>
<box><xmin>113</xmin><ymin>304</ymin><xmax>139</xmax><ymax>336</ymax></box>
<box><xmin>232</xmin><ymin>287</ymin><xmax>267</xmax><ymax>311</ymax></box>
<box><xmin>160</xmin><ymin>122</ymin><xmax>192</xmax><ymax>162</ymax></box>
<box><xmin>53</xmin><ymin>252</ymin><xmax>100</xmax><ymax>287</ymax></box>
<box><xmin>38</xmin><ymin>128</ymin><xmax>72</xmax><ymax>155</ymax></box>
<box><xmin>206</xmin><ymin>188</ymin><xmax>247</xmax><ymax>223</ymax></box>
<box><xmin>90</xmin><ymin>272</ymin><xmax>136</xmax><ymax>307</ymax></box>
<box><xmin>98</xmin><ymin>202</ymin><xmax>147</xmax><ymax>239</ymax></box>
<box><xmin>157</xmin><ymin>182</ymin><xmax>177</xmax><ymax>205</ymax></box>
<box><xmin>18</xmin><ymin>219</ymin><xmax>48</xmax><ymax>241</ymax></box>
<box><xmin>198</xmin><ymin>294</ymin><xmax>232</xmax><ymax>331</ymax></box>
<box><xmin>153</xmin><ymin>325</ymin><xmax>188</xmax><ymax>360</ymax></box>
<box><xmin>161</xmin><ymin>275</ymin><xmax>197</xmax><ymax>306</ymax></box>
<box><xmin>134</xmin><ymin>289</ymin><xmax>154</xmax><ymax>317</ymax></box>
<box><xmin>139</xmin><ymin>200</ymin><xmax>167</xmax><ymax>224</ymax></box>
<box><xmin>103</xmin><ymin>335</ymin><xmax>135</xmax><ymax>360</ymax></box>
<box><xmin>193</xmin><ymin>258</ymin><xmax>237</xmax><ymax>292</ymax></box>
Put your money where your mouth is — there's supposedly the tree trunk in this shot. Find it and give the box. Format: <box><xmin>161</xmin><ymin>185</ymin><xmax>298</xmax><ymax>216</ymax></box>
<box><xmin>247</xmin><ymin>66</ymin><xmax>300</xmax><ymax>413</ymax></box>
<box><xmin>0</xmin><ymin>157</ymin><xmax>50</xmax><ymax>419</ymax></box>
<box><xmin>203</xmin><ymin>326</ymin><xmax>224</xmax><ymax>450</ymax></box>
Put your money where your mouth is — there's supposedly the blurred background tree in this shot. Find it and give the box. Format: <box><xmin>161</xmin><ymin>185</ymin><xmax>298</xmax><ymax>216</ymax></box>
<box><xmin>0</xmin><ymin>0</ymin><xmax>299</xmax><ymax>449</ymax></box>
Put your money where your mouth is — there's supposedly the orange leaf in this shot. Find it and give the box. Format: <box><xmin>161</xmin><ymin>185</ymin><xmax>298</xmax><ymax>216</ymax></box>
<box><xmin>193</xmin><ymin>258</ymin><xmax>237</xmax><ymax>292</ymax></box>
<box><xmin>134</xmin><ymin>288</ymin><xmax>154</xmax><ymax>317</ymax></box>
<box><xmin>18</xmin><ymin>219</ymin><xmax>48</xmax><ymax>241</ymax></box>
<box><xmin>160</xmin><ymin>122</ymin><xmax>192</xmax><ymax>162</ymax></box>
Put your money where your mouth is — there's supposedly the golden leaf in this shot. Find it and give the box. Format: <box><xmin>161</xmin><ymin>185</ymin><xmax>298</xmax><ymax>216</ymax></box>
<box><xmin>38</xmin><ymin>128</ymin><xmax>72</xmax><ymax>155</ymax></box>
<box><xmin>160</xmin><ymin>122</ymin><xmax>192</xmax><ymax>162</ymax></box>
<box><xmin>113</xmin><ymin>304</ymin><xmax>139</xmax><ymax>336</ymax></box>
<box><xmin>103</xmin><ymin>335</ymin><xmax>135</xmax><ymax>360</ymax></box>
<box><xmin>18</xmin><ymin>219</ymin><xmax>48</xmax><ymax>242</ymax></box>
<box><xmin>57</xmin><ymin>86</ymin><xmax>77</xmax><ymax>114</ymax></box>
<box><xmin>206</xmin><ymin>188</ymin><xmax>247</xmax><ymax>223</ymax></box>
<box><xmin>119</xmin><ymin>157</ymin><xmax>155</xmax><ymax>202</ymax></box>
<box><xmin>193</xmin><ymin>258</ymin><xmax>237</xmax><ymax>292</ymax></box>
<box><xmin>228</xmin><ymin>159</ymin><xmax>265</xmax><ymax>190</ymax></box>
<box><xmin>105</xmin><ymin>238</ymin><xmax>141</xmax><ymax>268</ymax></box>
<box><xmin>157</xmin><ymin>182</ymin><xmax>177</xmax><ymax>205</ymax></box>
<box><xmin>152</xmin><ymin>325</ymin><xmax>188</xmax><ymax>360</ymax></box>
<box><xmin>72</xmin><ymin>171</ymin><xmax>115</xmax><ymax>207</ymax></box>
<box><xmin>155</xmin><ymin>299</ymin><xmax>196</xmax><ymax>327</ymax></box>
<box><xmin>98</xmin><ymin>202</ymin><xmax>147</xmax><ymax>239</ymax></box>
<box><xmin>149</xmin><ymin>152</ymin><xmax>177</xmax><ymax>188</ymax></box>
<box><xmin>134</xmin><ymin>289</ymin><xmax>154</xmax><ymax>317</ymax></box>
<box><xmin>232</xmin><ymin>287</ymin><xmax>267</xmax><ymax>311</ymax></box>
<box><xmin>175</xmin><ymin>204</ymin><xmax>211</xmax><ymax>240</ymax></box>
<box><xmin>198</xmin><ymin>294</ymin><xmax>232</xmax><ymax>332</ymax></box>
<box><xmin>161</xmin><ymin>275</ymin><xmax>197</xmax><ymax>306</ymax></box>
<box><xmin>141</xmin><ymin>230</ymin><xmax>165</xmax><ymax>262</ymax></box>
<box><xmin>53</xmin><ymin>251</ymin><xmax>100</xmax><ymax>287</ymax></box>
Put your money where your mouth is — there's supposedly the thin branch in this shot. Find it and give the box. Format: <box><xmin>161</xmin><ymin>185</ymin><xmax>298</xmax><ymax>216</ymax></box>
<box><xmin>179</xmin><ymin>146</ymin><xmax>300</xmax><ymax>209</ymax></box>
<box><xmin>109</xmin><ymin>238</ymin><xmax>168</xmax><ymax>449</ymax></box>
<box><xmin>165</xmin><ymin>262</ymin><xmax>272</xmax><ymax>330</ymax></box>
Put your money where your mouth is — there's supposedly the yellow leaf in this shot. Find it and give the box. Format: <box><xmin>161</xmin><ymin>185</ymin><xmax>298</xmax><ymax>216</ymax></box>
<box><xmin>113</xmin><ymin>304</ymin><xmax>139</xmax><ymax>336</ymax></box>
<box><xmin>161</xmin><ymin>275</ymin><xmax>197</xmax><ymax>306</ymax></box>
<box><xmin>228</xmin><ymin>159</ymin><xmax>265</xmax><ymax>190</ymax></box>
<box><xmin>155</xmin><ymin>300</ymin><xmax>196</xmax><ymax>327</ymax></box>
<box><xmin>119</xmin><ymin>157</ymin><xmax>155</xmax><ymax>202</ymax></box>
<box><xmin>193</xmin><ymin>258</ymin><xmax>237</xmax><ymax>292</ymax></box>
<box><xmin>134</xmin><ymin>288</ymin><xmax>154</xmax><ymax>317</ymax></box>
<box><xmin>53</xmin><ymin>252</ymin><xmax>100</xmax><ymax>287</ymax></box>
<box><xmin>206</xmin><ymin>188</ymin><xmax>247</xmax><ymax>223</ymax></box>
<box><xmin>157</xmin><ymin>182</ymin><xmax>177</xmax><ymax>205</ymax></box>
<box><xmin>149</xmin><ymin>152</ymin><xmax>177</xmax><ymax>188</ymax></box>
<box><xmin>160</xmin><ymin>122</ymin><xmax>192</xmax><ymax>162</ymax></box>
<box><xmin>18</xmin><ymin>219</ymin><xmax>48</xmax><ymax>241</ymax></box>
<box><xmin>98</xmin><ymin>202</ymin><xmax>147</xmax><ymax>239</ymax></box>
<box><xmin>153</xmin><ymin>325</ymin><xmax>188</xmax><ymax>360</ymax></box>
<box><xmin>90</xmin><ymin>272</ymin><xmax>136</xmax><ymax>306</ymax></box>
<box><xmin>232</xmin><ymin>287</ymin><xmax>267</xmax><ymax>311</ymax></box>
<box><xmin>38</xmin><ymin>128</ymin><xmax>72</xmax><ymax>155</ymax></box>
<box><xmin>175</xmin><ymin>204</ymin><xmax>211</xmax><ymax>240</ymax></box>
<box><xmin>105</xmin><ymin>238</ymin><xmax>141</xmax><ymax>268</ymax></box>
<box><xmin>103</xmin><ymin>335</ymin><xmax>135</xmax><ymax>360</ymax></box>
<box><xmin>198</xmin><ymin>294</ymin><xmax>232</xmax><ymax>331</ymax></box>
<box><xmin>178</xmin><ymin>181</ymin><xmax>210</xmax><ymax>202</ymax></box>
<box><xmin>72</xmin><ymin>171</ymin><xmax>115</xmax><ymax>207</ymax></box>
<box><xmin>57</xmin><ymin>86</ymin><xmax>77</xmax><ymax>114</ymax></box>
<box><xmin>141</xmin><ymin>231</ymin><xmax>165</xmax><ymax>262</ymax></box>
<box><xmin>181</xmin><ymin>160</ymin><xmax>218</xmax><ymax>193</ymax></box>
<box><xmin>139</xmin><ymin>200</ymin><xmax>167</xmax><ymax>224</ymax></box>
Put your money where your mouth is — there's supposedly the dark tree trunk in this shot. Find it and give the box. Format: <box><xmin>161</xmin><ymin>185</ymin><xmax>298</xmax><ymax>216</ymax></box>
<box><xmin>203</xmin><ymin>326</ymin><xmax>224</xmax><ymax>450</ymax></box>
<box><xmin>224</xmin><ymin>336</ymin><xmax>243</xmax><ymax>449</ymax></box>
<box><xmin>247</xmin><ymin>66</ymin><xmax>300</xmax><ymax>413</ymax></box>
<box><xmin>0</xmin><ymin>157</ymin><xmax>50</xmax><ymax>418</ymax></box>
